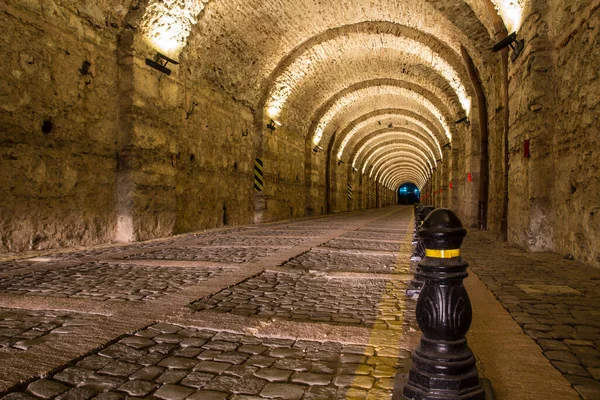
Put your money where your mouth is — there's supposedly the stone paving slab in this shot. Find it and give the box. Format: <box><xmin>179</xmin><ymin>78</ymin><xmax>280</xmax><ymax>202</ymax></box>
<box><xmin>341</xmin><ymin>231</ymin><xmax>405</xmax><ymax>241</ymax></box>
<box><xmin>124</xmin><ymin>247</ymin><xmax>283</xmax><ymax>264</ymax></box>
<box><xmin>189</xmin><ymin>271</ymin><xmax>412</xmax><ymax>329</ymax></box>
<box><xmin>464</xmin><ymin>230</ymin><xmax>600</xmax><ymax>400</ymax></box>
<box><xmin>324</xmin><ymin>238</ymin><xmax>402</xmax><ymax>253</ymax></box>
<box><xmin>283</xmin><ymin>248</ymin><xmax>409</xmax><ymax>274</ymax></box>
<box><xmin>0</xmin><ymin>263</ymin><xmax>227</xmax><ymax>302</ymax></box>
<box><xmin>189</xmin><ymin>236</ymin><xmax>313</xmax><ymax>247</ymax></box>
<box><xmin>240</xmin><ymin>230</ymin><xmax>327</xmax><ymax>237</ymax></box>
<box><xmin>0</xmin><ymin>323</ymin><xmax>410</xmax><ymax>400</ymax></box>
<box><xmin>0</xmin><ymin>262</ymin><xmax>39</xmax><ymax>274</ymax></box>
<box><xmin>0</xmin><ymin>308</ymin><xmax>106</xmax><ymax>353</ymax></box>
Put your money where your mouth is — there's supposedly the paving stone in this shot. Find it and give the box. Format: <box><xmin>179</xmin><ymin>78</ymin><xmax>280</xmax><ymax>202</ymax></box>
<box><xmin>156</xmin><ymin>370</ymin><xmax>188</xmax><ymax>384</ymax></box>
<box><xmin>231</xmin><ymin>376</ymin><xmax>267</xmax><ymax>394</ymax></box>
<box><xmin>260</xmin><ymin>383</ymin><xmax>306</xmax><ymax>399</ymax></box>
<box><xmin>129</xmin><ymin>366</ymin><xmax>164</xmax><ymax>381</ymax></box>
<box><xmin>117</xmin><ymin>380</ymin><xmax>157</xmax><ymax>397</ymax></box>
<box><xmin>204</xmin><ymin>375</ymin><xmax>238</xmax><ymax>392</ymax></box>
<box><xmin>291</xmin><ymin>372</ymin><xmax>332</xmax><ymax>386</ymax></box>
<box><xmin>194</xmin><ymin>361</ymin><xmax>232</xmax><ymax>374</ymax></box>
<box><xmin>26</xmin><ymin>379</ymin><xmax>68</xmax><ymax>399</ymax></box>
<box><xmin>545</xmin><ymin>351</ymin><xmax>580</xmax><ymax>363</ymax></box>
<box><xmin>253</xmin><ymin>368</ymin><xmax>293</xmax><ymax>382</ymax></box>
<box><xmin>153</xmin><ymin>384</ymin><xmax>195</xmax><ymax>400</ymax></box>
<box><xmin>158</xmin><ymin>356</ymin><xmax>197</xmax><ymax>369</ymax></box>
<box><xmin>187</xmin><ymin>391</ymin><xmax>228</xmax><ymax>400</ymax></box>
<box><xmin>0</xmin><ymin>264</ymin><xmax>225</xmax><ymax>302</ymax></box>
<box><xmin>98</xmin><ymin>361</ymin><xmax>141</xmax><ymax>377</ymax></box>
<box><xmin>90</xmin><ymin>393</ymin><xmax>123</xmax><ymax>400</ymax></box>
<box><xmin>54</xmin><ymin>367</ymin><xmax>94</xmax><ymax>386</ymax></box>
<box><xmin>1</xmin><ymin>394</ymin><xmax>37</xmax><ymax>400</ymax></box>
<box><xmin>55</xmin><ymin>388</ymin><xmax>97</xmax><ymax>400</ymax></box>
<box><xmin>180</xmin><ymin>372</ymin><xmax>215</xmax><ymax>388</ymax></box>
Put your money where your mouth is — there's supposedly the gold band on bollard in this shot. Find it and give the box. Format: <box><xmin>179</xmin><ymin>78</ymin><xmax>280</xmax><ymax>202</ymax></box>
<box><xmin>425</xmin><ymin>249</ymin><xmax>461</xmax><ymax>258</ymax></box>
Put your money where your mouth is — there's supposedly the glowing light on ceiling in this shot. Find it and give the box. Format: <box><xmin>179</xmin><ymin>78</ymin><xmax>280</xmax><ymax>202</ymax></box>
<box><xmin>364</xmin><ymin>146</ymin><xmax>432</xmax><ymax>178</ymax></box>
<box><xmin>372</xmin><ymin>156</ymin><xmax>431</xmax><ymax>184</ymax></box>
<box><xmin>318</xmin><ymin>87</ymin><xmax>449</xmax><ymax>159</ymax></box>
<box><xmin>266</xmin><ymin>33</ymin><xmax>471</xmax><ymax>131</ymax></box>
<box><xmin>366</xmin><ymin>149</ymin><xmax>431</xmax><ymax>178</ymax></box>
<box><xmin>387</xmin><ymin>172</ymin><xmax>426</xmax><ymax>190</ymax></box>
<box><xmin>352</xmin><ymin>131</ymin><xmax>437</xmax><ymax>170</ymax></box>
<box><xmin>490</xmin><ymin>0</ymin><xmax>524</xmax><ymax>32</ymax></box>
<box><xmin>381</xmin><ymin>165</ymin><xmax>428</xmax><ymax>187</ymax></box>
<box><xmin>384</xmin><ymin>170</ymin><xmax>426</xmax><ymax>188</ymax></box>
<box><xmin>140</xmin><ymin>0</ymin><xmax>207</xmax><ymax>57</ymax></box>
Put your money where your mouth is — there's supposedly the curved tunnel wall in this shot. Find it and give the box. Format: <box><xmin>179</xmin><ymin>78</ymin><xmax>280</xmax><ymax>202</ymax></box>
<box><xmin>0</xmin><ymin>0</ymin><xmax>598</xmax><ymax>267</ymax></box>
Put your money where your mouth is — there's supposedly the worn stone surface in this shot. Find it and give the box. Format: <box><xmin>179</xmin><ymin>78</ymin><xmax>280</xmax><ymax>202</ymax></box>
<box><xmin>465</xmin><ymin>230</ymin><xmax>600</xmax><ymax>399</ymax></box>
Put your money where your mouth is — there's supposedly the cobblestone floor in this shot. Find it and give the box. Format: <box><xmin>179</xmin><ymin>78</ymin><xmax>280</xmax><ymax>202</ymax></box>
<box><xmin>464</xmin><ymin>230</ymin><xmax>600</xmax><ymax>400</ymax></box>
<box><xmin>0</xmin><ymin>263</ymin><xmax>227</xmax><ymax>302</ymax></box>
<box><xmin>0</xmin><ymin>308</ymin><xmax>105</xmax><ymax>352</ymax></box>
<box><xmin>1</xmin><ymin>323</ymin><xmax>409</xmax><ymax>400</ymax></box>
<box><xmin>0</xmin><ymin>207</ymin><xmax>418</xmax><ymax>399</ymax></box>
<box><xmin>124</xmin><ymin>247</ymin><xmax>282</xmax><ymax>264</ymax></box>
<box><xmin>283</xmin><ymin>249</ymin><xmax>406</xmax><ymax>274</ymax></box>
<box><xmin>189</xmin><ymin>271</ymin><xmax>412</xmax><ymax>329</ymax></box>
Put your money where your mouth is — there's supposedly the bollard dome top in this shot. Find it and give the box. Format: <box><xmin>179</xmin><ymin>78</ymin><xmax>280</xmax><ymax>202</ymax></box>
<box><xmin>418</xmin><ymin>208</ymin><xmax>467</xmax><ymax>250</ymax></box>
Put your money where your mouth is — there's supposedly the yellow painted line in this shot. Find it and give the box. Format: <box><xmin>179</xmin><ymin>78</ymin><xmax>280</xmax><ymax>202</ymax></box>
<box><xmin>425</xmin><ymin>249</ymin><xmax>460</xmax><ymax>258</ymax></box>
<box><xmin>350</xmin><ymin>212</ymin><xmax>416</xmax><ymax>397</ymax></box>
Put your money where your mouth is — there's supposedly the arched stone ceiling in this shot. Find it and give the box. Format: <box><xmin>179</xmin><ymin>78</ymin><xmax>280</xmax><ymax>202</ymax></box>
<box><xmin>262</xmin><ymin>26</ymin><xmax>474</xmax><ymax>122</ymax></box>
<box><xmin>284</xmin><ymin>64</ymin><xmax>463</xmax><ymax>137</ymax></box>
<box><xmin>387</xmin><ymin>171</ymin><xmax>426</xmax><ymax>189</ymax></box>
<box><xmin>176</xmin><ymin>1</ymin><xmax>496</xmax><ymax>104</ymax></box>
<box><xmin>356</xmin><ymin>138</ymin><xmax>438</xmax><ymax>174</ymax></box>
<box><xmin>377</xmin><ymin>161</ymin><xmax>430</xmax><ymax>186</ymax></box>
<box><xmin>318</xmin><ymin>95</ymin><xmax>451</xmax><ymax>161</ymax></box>
<box><xmin>136</xmin><ymin>0</ymin><xmax>517</xmax><ymax>194</ymax></box>
<box><xmin>384</xmin><ymin>168</ymin><xmax>428</xmax><ymax>189</ymax></box>
<box><xmin>368</xmin><ymin>150</ymin><xmax>432</xmax><ymax>179</ymax></box>
<box><xmin>341</xmin><ymin>109</ymin><xmax>447</xmax><ymax>161</ymax></box>
<box><xmin>352</xmin><ymin>130</ymin><xmax>440</xmax><ymax>171</ymax></box>
<box><xmin>306</xmin><ymin>80</ymin><xmax>459</xmax><ymax>148</ymax></box>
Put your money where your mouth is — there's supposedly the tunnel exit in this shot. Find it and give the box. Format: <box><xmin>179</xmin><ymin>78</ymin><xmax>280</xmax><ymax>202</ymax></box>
<box><xmin>398</xmin><ymin>183</ymin><xmax>420</xmax><ymax>205</ymax></box>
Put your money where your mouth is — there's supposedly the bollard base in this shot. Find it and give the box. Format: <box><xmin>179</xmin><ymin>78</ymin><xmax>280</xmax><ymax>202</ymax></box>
<box><xmin>392</xmin><ymin>373</ymin><xmax>496</xmax><ymax>400</ymax></box>
<box><xmin>405</xmin><ymin>280</ymin><xmax>423</xmax><ymax>299</ymax></box>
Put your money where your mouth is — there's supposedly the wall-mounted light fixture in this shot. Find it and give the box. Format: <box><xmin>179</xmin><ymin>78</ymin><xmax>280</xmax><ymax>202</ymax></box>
<box><xmin>442</xmin><ymin>142</ymin><xmax>452</xmax><ymax>151</ymax></box>
<box><xmin>267</xmin><ymin>119</ymin><xmax>282</xmax><ymax>132</ymax></box>
<box><xmin>146</xmin><ymin>52</ymin><xmax>179</xmax><ymax>76</ymax></box>
<box><xmin>352</xmin><ymin>167</ymin><xmax>358</xmax><ymax>173</ymax></box>
<box><xmin>337</xmin><ymin>159</ymin><xmax>345</xmax><ymax>166</ymax></box>
<box><xmin>455</xmin><ymin>116</ymin><xmax>470</xmax><ymax>128</ymax></box>
<box><xmin>313</xmin><ymin>145</ymin><xmax>324</xmax><ymax>153</ymax></box>
<box><xmin>492</xmin><ymin>32</ymin><xmax>525</xmax><ymax>62</ymax></box>
<box><xmin>436</xmin><ymin>159</ymin><xmax>443</xmax><ymax>163</ymax></box>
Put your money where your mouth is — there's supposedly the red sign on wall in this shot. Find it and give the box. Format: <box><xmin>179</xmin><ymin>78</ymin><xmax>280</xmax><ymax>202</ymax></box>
<box><xmin>468</xmin><ymin>173</ymin><xmax>473</xmax><ymax>182</ymax></box>
<box><xmin>449</xmin><ymin>182</ymin><xmax>453</xmax><ymax>189</ymax></box>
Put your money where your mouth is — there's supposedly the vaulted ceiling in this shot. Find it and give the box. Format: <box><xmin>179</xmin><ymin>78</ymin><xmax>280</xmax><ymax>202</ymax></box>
<box><xmin>137</xmin><ymin>0</ymin><xmax>518</xmax><ymax>190</ymax></box>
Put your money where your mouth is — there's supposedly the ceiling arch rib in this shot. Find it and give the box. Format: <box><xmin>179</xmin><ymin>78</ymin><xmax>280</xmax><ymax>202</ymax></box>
<box><xmin>382</xmin><ymin>166</ymin><xmax>427</xmax><ymax>189</ymax></box>
<box><xmin>355</xmin><ymin>136</ymin><xmax>438</xmax><ymax>175</ymax></box>
<box><xmin>380</xmin><ymin>165</ymin><xmax>428</xmax><ymax>187</ymax></box>
<box><xmin>385</xmin><ymin>171</ymin><xmax>426</xmax><ymax>190</ymax></box>
<box><xmin>256</xmin><ymin>21</ymin><xmax>475</xmax><ymax>125</ymax></box>
<box><xmin>373</xmin><ymin>154</ymin><xmax>431</xmax><ymax>182</ymax></box>
<box><xmin>368</xmin><ymin>149</ymin><xmax>432</xmax><ymax>179</ymax></box>
<box><xmin>389</xmin><ymin>174</ymin><xmax>425</xmax><ymax>190</ymax></box>
<box><xmin>341</xmin><ymin>109</ymin><xmax>446</xmax><ymax>160</ymax></box>
<box><xmin>315</xmin><ymin>85</ymin><xmax>454</xmax><ymax>152</ymax></box>
<box><xmin>286</xmin><ymin>62</ymin><xmax>463</xmax><ymax>135</ymax></box>
<box><xmin>361</xmin><ymin>143</ymin><xmax>434</xmax><ymax>177</ymax></box>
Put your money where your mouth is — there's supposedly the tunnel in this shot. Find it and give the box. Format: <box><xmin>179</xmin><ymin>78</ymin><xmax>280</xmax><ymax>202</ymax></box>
<box><xmin>0</xmin><ymin>1</ymin><xmax>599</xmax><ymax>399</ymax></box>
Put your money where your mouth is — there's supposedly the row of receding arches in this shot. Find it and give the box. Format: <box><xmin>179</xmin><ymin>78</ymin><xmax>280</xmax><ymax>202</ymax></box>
<box><xmin>139</xmin><ymin>0</ymin><xmax>501</xmax><ymax>196</ymax></box>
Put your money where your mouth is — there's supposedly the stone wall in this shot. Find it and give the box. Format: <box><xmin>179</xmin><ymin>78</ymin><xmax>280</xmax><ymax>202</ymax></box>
<box><xmin>0</xmin><ymin>1</ymin><xmax>123</xmax><ymax>252</ymax></box>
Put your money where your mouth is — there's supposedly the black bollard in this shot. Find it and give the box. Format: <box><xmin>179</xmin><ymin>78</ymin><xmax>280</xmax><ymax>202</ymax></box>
<box><xmin>395</xmin><ymin>208</ymin><xmax>491</xmax><ymax>400</ymax></box>
<box><xmin>407</xmin><ymin>205</ymin><xmax>435</xmax><ymax>297</ymax></box>
<box><xmin>411</xmin><ymin>206</ymin><xmax>435</xmax><ymax>262</ymax></box>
